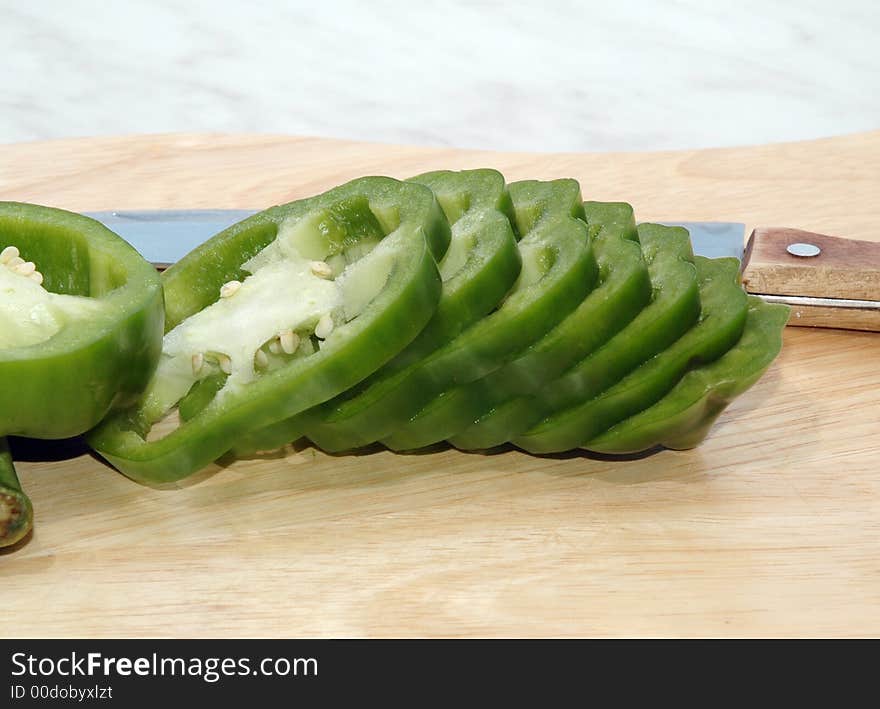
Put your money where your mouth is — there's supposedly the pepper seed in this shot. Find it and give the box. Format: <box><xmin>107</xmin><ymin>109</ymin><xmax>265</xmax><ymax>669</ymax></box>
<box><xmin>191</xmin><ymin>353</ymin><xmax>204</xmax><ymax>376</ymax></box>
<box><xmin>218</xmin><ymin>354</ymin><xmax>232</xmax><ymax>375</ymax></box>
<box><xmin>219</xmin><ymin>280</ymin><xmax>242</xmax><ymax>298</ymax></box>
<box><xmin>314</xmin><ymin>314</ymin><xmax>334</xmax><ymax>339</ymax></box>
<box><xmin>0</xmin><ymin>246</ymin><xmax>20</xmax><ymax>264</ymax></box>
<box><xmin>279</xmin><ymin>329</ymin><xmax>299</xmax><ymax>354</ymax></box>
<box><xmin>14</xmin><ymin>261</ymin><xmax>36</xmax><ymax>277</ymax></box>
<box><xmin>310</xmin><ymin>261</ymin><xmax>333</xmax><ymax>279</ymax></box>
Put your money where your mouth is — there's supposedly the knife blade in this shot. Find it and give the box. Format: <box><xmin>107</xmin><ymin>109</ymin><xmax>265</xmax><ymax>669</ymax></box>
<box><xmin>84</xmin><ymin>210</ymin><xmax>257</xmax><ymax>270</ymax></box>
<box><xmin>84</xmin><ymin>210</ymin><xmax>748</xmax><ymax>268</ymax></box>
<box><xmin>83</xmin><ymin>211</ymin><xmax>879</xmax><ymax>331</ymax></box>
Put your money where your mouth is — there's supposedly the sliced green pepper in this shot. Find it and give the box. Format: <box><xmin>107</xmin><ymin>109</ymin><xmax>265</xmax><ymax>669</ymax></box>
<box><xmin>0</xmin><ymin>439</ymin><xmax>32</xmax><ymax>548</ymax></box>
<box><xmin>475</xmin><ymin>201</ymin><xmax>649</xmax><ymax>399</ymax></box>
<box><xmin>0</xmin><ymin>203</ymin><xmax>164</xmax><ymax>438</ymax></box>
<box><xmin>305</xmin><ymin>178</ymin><xmax>599</xmax><ymax>453</ymax></box>
<box><xmin>386</xmin><ymin>201</ymin><xmax>652</xmax><ymax>451</ymax></box>
<box><xmin>440</xmin><ymin>222</ymin><xmax>699</xmax><ymax>451</ymax></box>
<box><xmin>537</xmin><ymin>224</ymin><xmax>700</xmax><ymax>410</ymax></box>
<box><xmin>231</xmin><ymin>169</ymin><xmax>522</xmax><ymax>456</ymax></box>
<box><xmin>89</xmin><ymin>177</ymin><xmax>450</xmax><ymax>483</ymax></box>
<box><xmin>587</xmin><ymin>296</ymin><xmax>789</xmax><ymax>453</ymax></box>
<box><xmin>515</xmin><ymin>254</ymin><xmax>749</xmax><ymax>453</ymax></box>
<box><xmin>0</xmin><ymin>202</ymin><xmax>164</xmax><ymax>546</ymax></box>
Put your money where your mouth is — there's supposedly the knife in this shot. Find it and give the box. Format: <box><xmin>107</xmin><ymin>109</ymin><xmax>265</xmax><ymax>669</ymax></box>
<box><xmin>84</xmin><ymin>211</ymin><xmax>880</xmax><ymax>332</ymax></box>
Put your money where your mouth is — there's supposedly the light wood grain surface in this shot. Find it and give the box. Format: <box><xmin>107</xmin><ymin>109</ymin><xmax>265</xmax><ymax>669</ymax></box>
<box><xmin>1</xmin><ymin>132</ymin><xmax>879</xmax><ymax>638</ymax></box>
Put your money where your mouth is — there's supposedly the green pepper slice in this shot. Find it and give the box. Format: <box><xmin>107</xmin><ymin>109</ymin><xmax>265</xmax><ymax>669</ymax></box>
<box><xmin>515</xmin><ymin>254</ymin><xmax>749</xmax><ymax>453</ymax></box>
<box><xmin>89</xmin><ymin>177</ymin><xmax>450</xmax><ymax>483</ymax></box>
<box><xmin>0</xmin><ymin>202</ymin><xmax>164</xmax><ymax>546</ymax></box>
<box><xmin>0</xmin><ymin>439</ymin><xmax>32</xmax><ymax>548</ymax></box>
<box><xmin>230</xmin><ymin>169</ymin><xmax>522</xmax><ymax>456</ymax></box>
<box><xmin>436</xmin><ymin>222</ymin><xmax>699</xmax><ymax>451</ymax></box>
<box><xmin>587</xmin><ymin>296</ymin><xmax>789</xmax><ymax>453</ymax></box>
<box><xmin>306</xmin><ymin>178</ymin><xmax>599</xmax><ymax>453</ymax></box>
<box><xmin>0</xmin><ymin>203</ymin><xmax>164</xmax><ymax>438</ymax></box>
<box><xmin>386</xmin><ymin>201</ymin><xmax>652</xmax><ymax>451</ymax></box>
<box><xmin>476</xmin><ymin>202</ymin><xmax>649</xmax><ymax>399</ymax></box>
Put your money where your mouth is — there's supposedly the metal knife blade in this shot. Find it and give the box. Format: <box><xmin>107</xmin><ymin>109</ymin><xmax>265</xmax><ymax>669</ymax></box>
<box><xmin>85</xmin><ymin>210</ymin><xmax>257</xmax><ymax>269</ymax></box>
<box><xmin>85</xmin><ymin>210</ymin><xmax>878</xmax><ymax>331</ymax></box>
<box><xmin>84</xmin><ymin>210</ymin><xmax>748</xmax><ymax>268</ymax></box>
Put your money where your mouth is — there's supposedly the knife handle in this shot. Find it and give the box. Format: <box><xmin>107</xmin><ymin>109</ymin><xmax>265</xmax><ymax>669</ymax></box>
<box><xmin>741</xmin><ymin>227</ymin><xmax>880</xmax><ymax>332</ymax></box>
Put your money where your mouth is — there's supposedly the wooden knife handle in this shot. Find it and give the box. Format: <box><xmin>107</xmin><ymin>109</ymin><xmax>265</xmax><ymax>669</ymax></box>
<box><xmin>742</xmin><ymin>227</ymin><xmax>880</xmax><ymax>300</ymax></box>
<box><xmin>741</xmin><ymin>227</ymin><xmax>880</xmax><ymax>332</ymax></box>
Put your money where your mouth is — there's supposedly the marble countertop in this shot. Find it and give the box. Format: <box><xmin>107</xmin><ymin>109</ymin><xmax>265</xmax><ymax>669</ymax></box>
<box><xmin>2</xmin><ymin>0</ymin><xmax>877</xmax><ymax>151</ymax></box>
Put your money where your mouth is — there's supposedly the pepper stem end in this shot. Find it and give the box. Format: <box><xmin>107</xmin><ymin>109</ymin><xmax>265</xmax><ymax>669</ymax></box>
<box><xmin>0</xmin><ymin>488</ymin><xmax>33</xmax><ymax>548</ymax></box>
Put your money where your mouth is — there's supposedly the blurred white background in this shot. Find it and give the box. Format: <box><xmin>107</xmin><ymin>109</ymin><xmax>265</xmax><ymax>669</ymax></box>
<box><xmin>2</xmin><ymin>0</ymin><xmax>877</xmax><ymax>151</ymax></box>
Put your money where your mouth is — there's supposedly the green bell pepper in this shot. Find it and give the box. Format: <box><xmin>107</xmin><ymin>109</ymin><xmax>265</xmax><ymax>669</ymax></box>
<box><xmin>0</xmin><ymin>202</ymin><xmax>164</xmax><ymax>546</ymax></box>
<box><xmin>587</xmin><ymin>296</ymin><xmax>789</xmax><ymax>453</ymax></box>
<box><xmin>89</xmin><ymin>177</ymin><xmax>450</xmax><ymax>483</ymax></box>
<box><xmin>440</xmin><ymin>222</ymin><xmax>700</xmax><ymax>451</ymax></box>
<box><xmin>384</xmin><ymin>201</ymin><xmax>653</xmax><ymax>451</ymax></box>
<box><xmin>230</xmin><ymin>169</ymin><xmax>523</xmax><ymax>456</ymax></box>
<box><xmin>305</xmin><ymin>178</ymin><xmax>599</xmax><ymax>453</ymax></box>
<box><xmin>515</xmin><ymin>253</ymin><xmax>749</xmax><ymax>453</ymax></box>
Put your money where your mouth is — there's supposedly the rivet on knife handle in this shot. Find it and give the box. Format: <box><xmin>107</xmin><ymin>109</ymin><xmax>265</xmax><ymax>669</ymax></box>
<box><xmin>741</xmin><ymin>227</ymin><xmax>880</xmax><ymax>332</ymax></box>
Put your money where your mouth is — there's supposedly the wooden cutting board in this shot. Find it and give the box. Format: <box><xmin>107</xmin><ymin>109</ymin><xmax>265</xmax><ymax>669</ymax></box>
<box><xmin>2</xmin><ymin>132</ymin><xmax>879</xmax><ymax>638</ymax></box>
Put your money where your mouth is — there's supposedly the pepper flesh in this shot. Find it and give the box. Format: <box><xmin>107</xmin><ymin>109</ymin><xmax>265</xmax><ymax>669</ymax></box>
<box><xmin>305</xmin><ymin>178</ymin><xmax>599</xmax><ymax>453</ymax></box>
<box><xmin>515</xmin><ymin>254</ymin><xmax>749</xmax><ymax>453</ymax></box>
<box><xmin>587</xmin><ymin>296</ymin><xmax>789</xmax><ymax>453</ymax></box>
<box><xmin>439</xmin><ymin>222</ymin><xmax>699</xmax><ymax>451</ymax></box>
<box><xmin>385</xmin><ymin>201</ymin><xmax>652</xmax><ymax>451</ymax></box>
<box><xmin>89</xmin><ymin>177</ymin><xmax>451</xmax><ymax>483</ymax></box>
<box><xmin>476</xmin><ymin>202</ymin><xmax>649</xmax><ymax>400</ymax></box>
<box><xmin>231</xmin><ymin>169</ymin><xmax>523</xmax><ymax>456</ymax></box>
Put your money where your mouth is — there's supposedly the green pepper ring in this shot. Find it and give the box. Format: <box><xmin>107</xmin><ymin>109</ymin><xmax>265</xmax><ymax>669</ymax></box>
<box><xmin>0</xmin><ymin>202</ymin><xmax>164</xmax><ymax>439</ymax></box>
<box><xmin>89</xmin><ymin>177</ymin><xmax>451</xmax><ymax>483</ymax></box>
<box><xmin>0</xmin><ymin>202</ymin><xmax>164</xmax><ymax>547</ymax></box>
